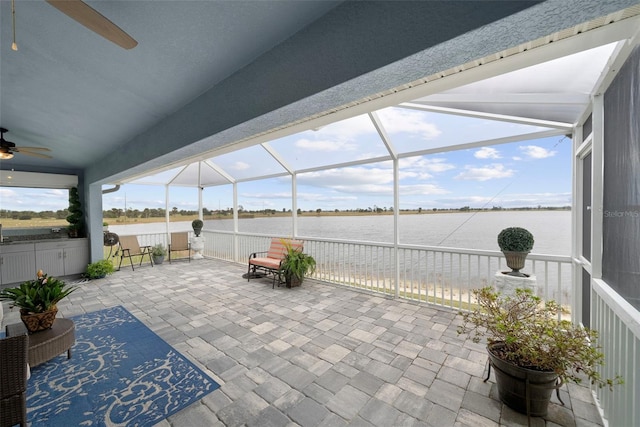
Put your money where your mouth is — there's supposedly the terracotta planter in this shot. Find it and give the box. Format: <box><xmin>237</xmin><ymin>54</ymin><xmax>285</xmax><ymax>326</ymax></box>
<box><xmin>488</xmin><ymin>342</ymin><xmax>559</xmax><ymax>417</ymax></box>
<box><xmin>20</xmin><ymin>308</ymin><xmax>58</xmax><ymax>332</ymax></box>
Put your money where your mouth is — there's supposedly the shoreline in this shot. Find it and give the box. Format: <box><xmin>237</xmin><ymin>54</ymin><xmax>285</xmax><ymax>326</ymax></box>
<box><xmin>1</xmin><ymin>207</ymin><xmax>571</xmax><ymax>229</ymax></box>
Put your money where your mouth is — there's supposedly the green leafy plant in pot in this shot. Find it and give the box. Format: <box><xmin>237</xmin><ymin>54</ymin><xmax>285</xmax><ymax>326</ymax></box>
<box><xmin>192</xmin><ymin>219</ymin><xmax>203</xmax><ymax>237</ymax></box>
<box><xmin>280</xmin><ymin>240</ymin><xmax>316</xmax><ymax>288</ymax></box>
<box><xmin>457</xmin><ymin>287</ymin><xmax>622</xmax><ymax>417</ymax></box>
<box><xmin>0</xmin><ymin>270</ymin><xmax>77</xmax><ymax>332</ymax></box>
<box><xmin>86</xmin><ymin>259</ymin><xmax>115</xmax><ymax>279</ymax></box>
<box><xmin>151</xmin><ymin>244</ymin><xmax>167</xmax><ymax>264</ymax></box>
<box><xmin>497</xmin><ymin>227</ymin><xmax>534</xmax><ymax>277</ymax></box>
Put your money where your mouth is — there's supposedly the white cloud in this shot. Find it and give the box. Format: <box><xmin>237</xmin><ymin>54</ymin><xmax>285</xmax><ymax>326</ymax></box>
<box><xmin>295</xmin><ymin>138</ymin><xmax>357</xmax><ymax>152</ymax></box>
<box><xmin>519</xmin><ymin>145</ymin><xmax>557</xmax><ymax>159</ymax></box>
<box><xmin>475</xmin><ymin>147</ymin><xmax>501</xmax><ymax>159</ymax></box>
<box><xmin>313</xmin><ymin>114</ymin><xmax>377</xmax><ymax>139</ymax></box>
<box><xmin>0</xmin><ymin>188</ymin><xmax>18</xmax><ymax>198</ymax></box>
<box><xmin>241</xmin><ymin>192</ymin><xmax>291</xmax><ymax>200</ymax></box>
<box><xmin>230</xmin><ymin>161</ymin><xmax>251</xmax><ymax>171</ymax></box>
<box><xmin>377</xmin><ymin>108</ymin><xmax>442</xmax><ymax>139</ymax></box>
<box><xmin>400</xmin><ymin>184</ymin><xmax>449</xmax><ymax>195</ymax></box>
<box><xmin>300</xmin><ymin>166</ymin><xmax>394</xmax><ymax>187</ymax></box>
<box><xmin>400</xmin><ymin>157</ymin><xmax>455</xmax><ymax>173</ymax></box>
<box><xmin>454</xmin><ymin>164</ymin><xmax>515</xmax><ymax>181</ymax></box>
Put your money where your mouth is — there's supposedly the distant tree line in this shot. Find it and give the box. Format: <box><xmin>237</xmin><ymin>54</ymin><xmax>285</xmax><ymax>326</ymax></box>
<box><xmin>2</xmin><ymin>205</ymin><xmax>571</xmax><ymax>221</ymax></box>
<box><xmin>0</xmin><ymin>209</ymin><xmax>69</xmax><ymax>220</ymax></box>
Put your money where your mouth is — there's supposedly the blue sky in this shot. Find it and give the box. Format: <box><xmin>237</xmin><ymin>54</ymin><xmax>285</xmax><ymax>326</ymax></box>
<box><xmin>0</xmin><ymin>108</ymin><xmax>572</xmax><ymax>213</ymax></box>
<box><xmin>0</xmin><ymin>137</ymin><xmax>571</xmax><ymax>213</ymax></box>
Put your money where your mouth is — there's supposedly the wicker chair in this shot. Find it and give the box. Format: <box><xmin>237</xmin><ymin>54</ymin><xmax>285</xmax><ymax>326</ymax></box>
<box><xmin>168</xmin><ymin>232</ymin><xmax>191</xmax><ymax>263</ymax></box>
<box><xmin>0</xmin><ymin>334</ymin><xmax>29</xmax><ymax>427</ymax></box>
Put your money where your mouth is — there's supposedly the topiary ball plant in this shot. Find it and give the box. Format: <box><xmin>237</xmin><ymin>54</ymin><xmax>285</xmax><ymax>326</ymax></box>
<box><xmin>192</xmin><ymin>219</ymin><xmax>204</xmax><ymax>237</ymax></box>
<box><xmin>497</xmin><ymin>227</ymin><xmax>534</xmax><ymax>253</ymax></box>
<box><xmin>498</xmin><ymin>227</ymin><xmax>534</xmax><ymax>276</ymax></box>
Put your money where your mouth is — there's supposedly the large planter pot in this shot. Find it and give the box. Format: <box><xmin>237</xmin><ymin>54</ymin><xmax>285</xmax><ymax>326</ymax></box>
<box><xmin>152</xmin><ymin>255</ymin><xmax>165</xmax><ymax>265</ymax></box>
<box><xmin>502</xmin><ymin>251</ymin><xmax>529</xmax><ymax>277</ymax></box>
<box><xmin>20</xmin><ymin>308</ymin><xmax>58</xmax><ymax>332</ymax></box>
<box><xmin>488</xmin><ymin>342</ymin><xmax>559</xmax><ymax>417</ymax></box>
<box><xmin>285</xmin><ymin>275</ymin><xmax>303</xmax><ymax>288</ymax></box>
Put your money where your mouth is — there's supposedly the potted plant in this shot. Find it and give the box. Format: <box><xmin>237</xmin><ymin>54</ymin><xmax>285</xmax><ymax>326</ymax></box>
<box><xmin>280</xmin><ymin>240</ymin><xmax>316</xmax><ymax>288</ymax></box>
<box><xmin>457</xmin><ymin>287</ymin><xmax>622</xmax><ymax>417</ymax></box>
<box><xmin>86</xmin><ymin>259</ymin><xmax>115</xmax><ymax>279</ymax></box>
<box><xmin>151</xmin><ymin>244</ymin><xmax>167</xmax><ymax>264</ymax></box>
<box><xmin>192</xmin><ymin>219</ymin><xmax>203</xmax><ymax>237</ymax></box>
<box><xmin>0</xmin><ymin>270</ymin><xmax>77</xmax><ymax>332</ymax></box>
<box><xmin>497</xmin><ymin>227</ymin><xmax>534</xmax><ymax>277</ymax></box>
<box><xmin>67</xmin><ymin>187</ymin><xmax>84</xmax><ymax>238</ymax></box>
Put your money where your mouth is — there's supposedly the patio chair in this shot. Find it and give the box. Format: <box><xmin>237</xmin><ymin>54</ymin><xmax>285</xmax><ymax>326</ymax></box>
<box><xmin>0</xmin><ymin>333</ymin><xmax>29</xmax><ymax>427</ymax></box>
<box><xmin>117</xmin><ymin>235</ymin><xmax>154</xmax><ymax>271</ymax></box>
<box><xmin>169</xmin><ymin>232</ymin><xmax>191</xmax><ymax>263</ymax></box>
<box><xmin>248</xmin><ymin>238</ymin><xmax>303</xmax><ymax>288</ymax></box>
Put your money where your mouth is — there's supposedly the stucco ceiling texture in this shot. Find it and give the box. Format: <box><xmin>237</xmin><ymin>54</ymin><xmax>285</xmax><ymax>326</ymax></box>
<box><xmin>1</xmin><ymin>0</ymin><xmax>637</xmax><ymax>186</ymax></box>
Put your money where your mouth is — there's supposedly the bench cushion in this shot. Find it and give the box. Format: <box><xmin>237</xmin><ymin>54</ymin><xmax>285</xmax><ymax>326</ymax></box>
<box><xmin>249</xmin><ymin>257</ymin><xmax>282</xmax><ymax>269</ymax></box>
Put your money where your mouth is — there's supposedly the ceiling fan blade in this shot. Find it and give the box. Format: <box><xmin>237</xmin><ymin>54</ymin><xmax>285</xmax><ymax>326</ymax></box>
<box><xmin>13</xmin><ymin>149</ymin><xmax>53</xmax><ymax>159</ymax></box>
<box><xmin>14</xmin><ymin>146</ymin><xmax>51</xmax><ymax>152</ymax></box>
<box><xmin>46</xmin><ymin>0</ymin><xmax>137</xmax><ymax>50</ymax></box>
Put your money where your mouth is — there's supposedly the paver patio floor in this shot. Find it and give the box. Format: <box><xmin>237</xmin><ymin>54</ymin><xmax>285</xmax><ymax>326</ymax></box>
<box><xmin>3</xmin><ymin>258</ymin><xmax>603</xmax><ymax>426</ymax></box>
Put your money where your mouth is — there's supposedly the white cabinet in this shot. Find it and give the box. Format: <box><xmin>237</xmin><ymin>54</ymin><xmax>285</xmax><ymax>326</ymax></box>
<box><xmin>35</xmin><ymin>247</ymin><xmax>66</xmax><ymax>277</ymax></box>
<box><xmin>35</xmin><ymin>239</ymin><xmax>89</xmax><ymax>277</ymax></box>
<box><xmin>61</xmin><ymin>240</ymin><xmax>90</xmax><ymax>275</ymax></box>
<box><xmin>0</xmin><ymin>243</ymin><xmax>36</xmax><ymax>285</ymax></box>
<box><xmin>0</xmin><ymin>239</ymin><xmax>89</xmax><ymax>285</ymax></box>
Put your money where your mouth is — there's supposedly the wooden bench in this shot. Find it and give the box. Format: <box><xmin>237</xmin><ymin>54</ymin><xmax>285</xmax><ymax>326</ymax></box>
<box><xmin>247</xmin><ymin>238</ymin><xmax>303</xmax><ymax>288</ymax></box>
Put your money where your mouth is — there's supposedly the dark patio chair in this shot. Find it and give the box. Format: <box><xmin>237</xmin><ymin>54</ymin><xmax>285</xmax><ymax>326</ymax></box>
<box><xmin>169</xmin><ymin>232</ymin><xmax>191</xmax><ymax>263</ymax></box>
<box><xmin>0</xmin><ymin>333</ymin><xmax>29</xmax><ymax>427</ymax></box>
<box><xmin>117</xmin><ymin>235</ymin><xmax>154</xmax><ymax>271</ymax></box>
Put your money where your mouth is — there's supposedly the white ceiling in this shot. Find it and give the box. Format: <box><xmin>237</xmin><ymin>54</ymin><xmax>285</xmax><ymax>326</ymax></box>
<box><xmin>1</xmin><ymin>0</ymin><xmax>638</xmax><ymax>187</ymax></box>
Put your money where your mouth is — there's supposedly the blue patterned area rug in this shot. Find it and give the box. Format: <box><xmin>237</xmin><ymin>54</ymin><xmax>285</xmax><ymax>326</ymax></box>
<box><xmin>27</xmin><ymin>306</ymin><xmax>220</xmax><ymax>426</ymax></box>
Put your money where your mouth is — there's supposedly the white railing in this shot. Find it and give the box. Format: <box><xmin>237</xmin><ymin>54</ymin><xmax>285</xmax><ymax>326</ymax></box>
<box><xmin>591</xmin><ymin>279</ymin><xmax>639</xmax><ymax>426</ymax></box>
<box><xmin>200</xmin><ymin>230</ymin><xmax>573</xmax><ymax>311</ymax></box>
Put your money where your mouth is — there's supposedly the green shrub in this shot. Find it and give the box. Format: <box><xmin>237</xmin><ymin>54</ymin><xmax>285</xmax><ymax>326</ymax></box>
<box><xmin>151</xmin><ymin>244</ymin><xmax>167</xmax><ymax>257</ymax></box>
<box><xmin>86</xmin><ymin>259</ymin><xmax>115</xmax><ymax>279</ymax></box>
<box><xmin>497</xmin><ymin>227</ymin><xmax>534</xmax><ymax>252</ymax></box>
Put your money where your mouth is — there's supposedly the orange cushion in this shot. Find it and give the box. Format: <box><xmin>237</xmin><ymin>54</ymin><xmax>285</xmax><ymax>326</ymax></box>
<box><xmin>249</xmin><ymin>257</ymin><xmax>281</xmax><ymax>269</ymax></box>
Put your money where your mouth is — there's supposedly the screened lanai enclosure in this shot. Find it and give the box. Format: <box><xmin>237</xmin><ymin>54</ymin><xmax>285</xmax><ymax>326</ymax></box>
<box><xmin>116</xmin><ymin>39</ymin><xmax>609</xmax><ymax>309</ymax></box>
<box><xmin>99</xmin><ymin>9</ymin><xmax>640</xmax><ymax>427</ymax></box>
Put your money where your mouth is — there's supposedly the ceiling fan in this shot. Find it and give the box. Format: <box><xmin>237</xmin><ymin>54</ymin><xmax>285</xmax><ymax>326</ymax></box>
<box><xmin>46</xmin><ymin>0</ymin><xmax>137</xmax><ymax>50</ymax></box>
<box><xmin>0</xmin><ymin>128</ymin><xmax>52</xmax><ymax>160</ymax></box>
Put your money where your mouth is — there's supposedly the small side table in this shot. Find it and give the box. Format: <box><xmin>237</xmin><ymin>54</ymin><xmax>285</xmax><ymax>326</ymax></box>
<box><xmin>6</xmin><ymin>318</ymin><xmax>75</xmax><ymax>367</ymax></box>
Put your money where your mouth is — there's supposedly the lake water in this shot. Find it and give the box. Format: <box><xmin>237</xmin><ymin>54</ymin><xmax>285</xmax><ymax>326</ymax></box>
<box><xmin>111</xmin><ymin>210</ymin><xmax>571</xmax><ymax>255</ymax></box>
